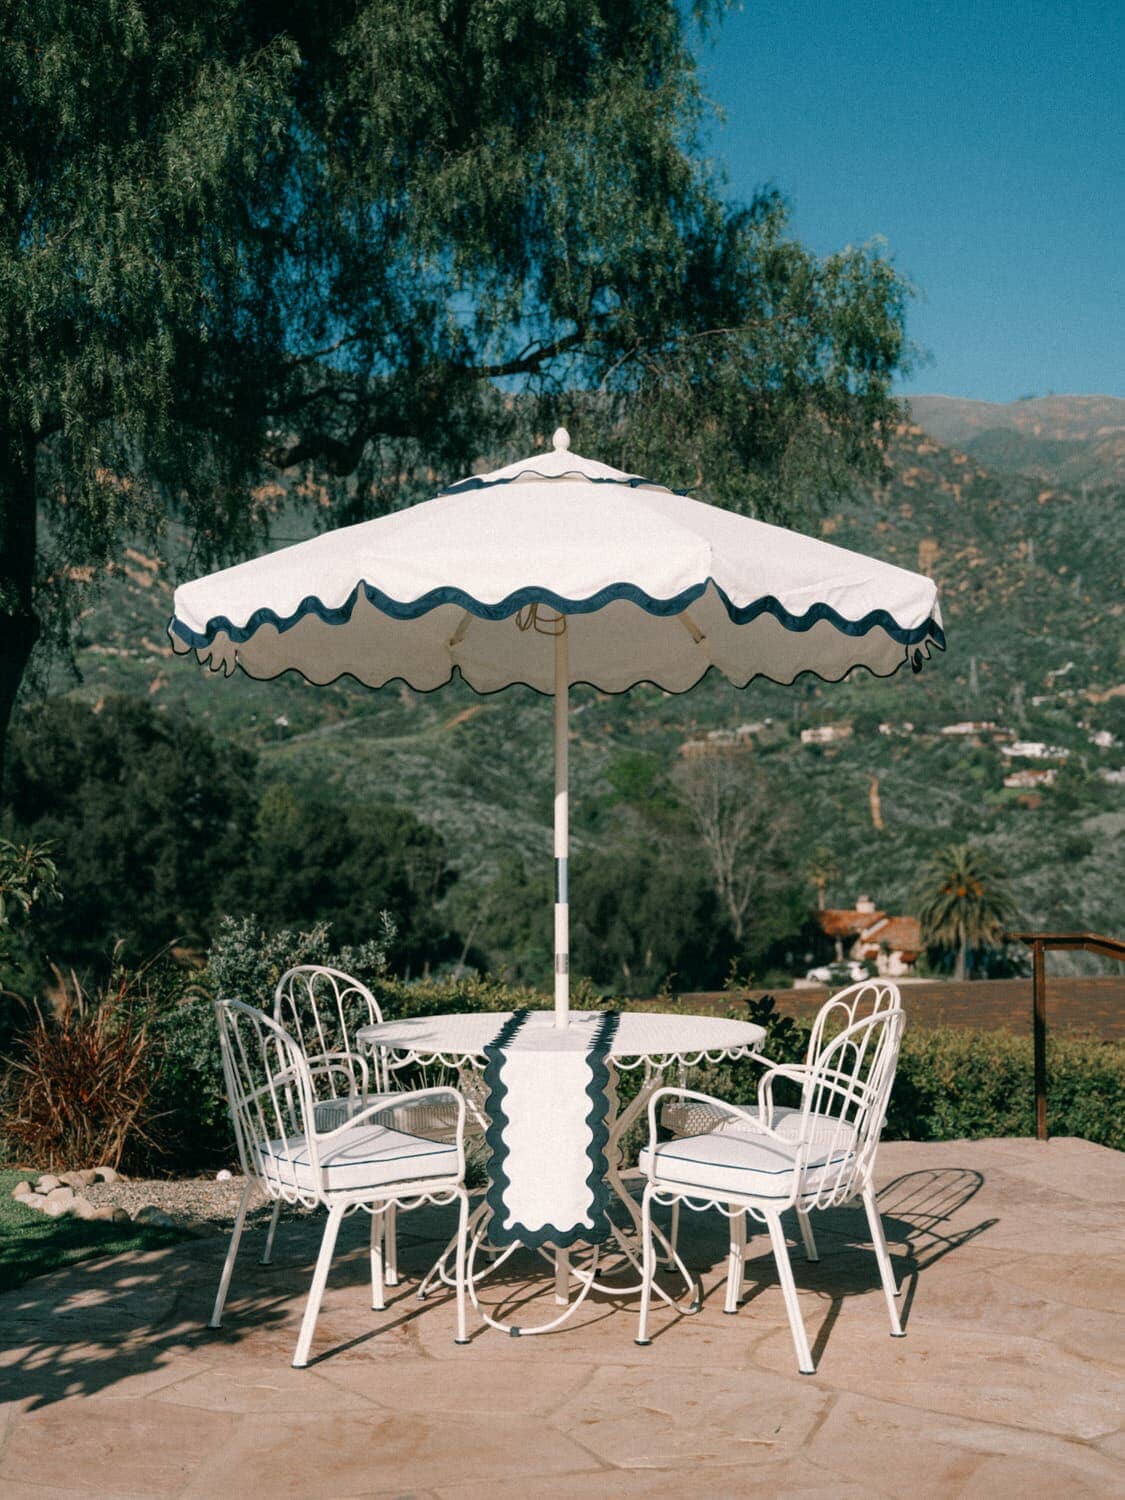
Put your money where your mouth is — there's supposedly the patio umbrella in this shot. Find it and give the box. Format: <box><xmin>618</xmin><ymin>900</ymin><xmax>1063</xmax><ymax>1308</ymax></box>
<box><xmin>170</xmin><ymin>429</ymin><xmax>944</xmax><ymax>1025</ymax></box>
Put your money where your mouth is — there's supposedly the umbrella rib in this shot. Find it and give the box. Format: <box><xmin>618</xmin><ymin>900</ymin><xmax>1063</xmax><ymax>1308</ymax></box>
<box><xmin>448</xmin><ymin>611</ymin><xmax>474</xmax><ymax>651</ymax></box>
<box><xmin>678</xmin><ymin>609</ymin><xmax>706</xmax><ymax>645</ymax></box>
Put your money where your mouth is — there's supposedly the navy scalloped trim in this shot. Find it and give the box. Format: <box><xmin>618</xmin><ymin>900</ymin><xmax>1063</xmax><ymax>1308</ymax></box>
<box><xmin>168</xmin><ymin>578</ymin><xmax>945</xmax><ymax>656</ymax></box>
<box><xmin>482</xmin><ymin>1009</ymin><xmax>620</xmax><ymax>1250</ymax></box>
<box><xmin>437</xmin><ymin>468</ymin><xmax>685</xmax><ymax>497</ymax></box>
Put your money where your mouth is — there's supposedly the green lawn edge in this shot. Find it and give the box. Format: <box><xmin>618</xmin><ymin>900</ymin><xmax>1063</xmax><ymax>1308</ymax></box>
<box><xmin>0</xmin><ymin>1169</ymin><xmax>193</xmax><ymax>1295</ymax></box>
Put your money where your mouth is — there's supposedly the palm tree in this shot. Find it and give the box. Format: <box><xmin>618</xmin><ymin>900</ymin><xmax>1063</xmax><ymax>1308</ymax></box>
<box><xmin>914</xmin><ymin>844</ymin><xmax>1017</xmax><ymax>981</ymax></box>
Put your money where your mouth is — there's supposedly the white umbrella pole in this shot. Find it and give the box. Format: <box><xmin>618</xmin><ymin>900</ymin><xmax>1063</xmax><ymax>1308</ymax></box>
<box><xmin>554</xmin><ymin>622</ymin><xmax>570</xmax><ymax>1028</ymax></box>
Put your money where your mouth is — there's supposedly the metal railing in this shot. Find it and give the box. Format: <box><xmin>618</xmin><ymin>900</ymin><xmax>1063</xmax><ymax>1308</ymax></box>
<box><xmin>1007</xmin><ymin>931</ymin><xmax>1125</xmax><ymax>1140</ymax></box>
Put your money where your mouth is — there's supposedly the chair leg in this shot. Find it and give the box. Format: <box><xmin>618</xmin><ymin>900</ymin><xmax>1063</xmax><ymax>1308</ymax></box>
<box><xmin>370</xmin><ymin>1207</ymin><xmax>386</xmax><ymax>1311</ymax></box>
<box><xmin>796</xmin><ymin>1206</ymin><xmax>819</xmax><ymax>1262</ymax></box>
<box><xmin>862</xmin><ymin>1185</ymin><xmax>905</xmax><ymax>1337</ymax></box>
<box><xmin>724</xmin><ymin>1206</ymin><xmax>746</xmax><ymax>1314</ymax></box>
<box><xmin>259</xmin><ymin>1199</ymin><xmax>282</xmax><ymax>1266</ymax></box>
<box><xmin>293</xmin><ymin>1199</ymin><xmax>345</xmax><ymax>1369</ymax></box>
<box><xmin>635</xmin><ymin>1184</ymin><xmax>657</xmax><ymax>1345</ymax></box>
<box><xmin>453</xmin><ymin>1189</ymin><xmax>470</xmax><ymax>1344</ymax></box>
<box><xmin>766</xmin><ymin>1214</ymin><xmax>815</xmax><ymax>1375</ymax></box>
<box><xmin>662</xmin><ymin>1198</ymin><xmax>681</xmax><ymax>1269</ymax></box>
<box><xmin>384</xmin><ymin>1201</ymin><xmax>399</xmax><ymax>1286</ymax></box>
<box><xmin>210</xmin><ymin>1181</ymin><xmax>252</xmax><ymax>1329</ymax></box>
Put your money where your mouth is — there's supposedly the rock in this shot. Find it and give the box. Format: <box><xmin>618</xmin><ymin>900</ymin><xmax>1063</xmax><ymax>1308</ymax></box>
<box><xmin>41</xmin><ymin>1193</ymin><xmax>76</xmax><ymax>1219</ymax></box>
<box><xmin>71</xmin><ymin>1196</ymin><xmax>98</xmax><ymax>1220</ymax></box>
<box><xmin>60</xmin><ymin>1169</ymin><xmax>98</xmax><ymax>1189</ymax></box>
<box><xmin>111</xmin><ymin>1208</ymin><xmax>132</xmax><ymax>1225</ymax></box>
<box><xmin>18</xmin><ymin>1193</ymin><xmax>47</xmax><ymax>1213</ymax></box>
<box><xmin>93</xmin><ymin>1166</ymin><xmax>119</xmax><ymax>1184</ymax></box>
<box><xmin>34</xmin><ymin>1174</ymin><xmax>62</xmax><ymax>1194</ymax></box>
<box><xmin>11</xmin><ymin>1180</ymin><xmax>34</xmax><ymax>1200</ymax></box>
<box><xmin>90</xmin><ymin>1205</ymin><xmax>117</xmax><ymax>1222</ymax></box>
<box><xmin>134</xmin><ymin>1205</ymin><xmax>176</xmax><ymax>1228</ymax></box>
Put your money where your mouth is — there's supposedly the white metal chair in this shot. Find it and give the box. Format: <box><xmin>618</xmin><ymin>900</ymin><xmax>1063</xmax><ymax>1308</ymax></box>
<box><xmin>636</xmin><ymin>982</ymin><xmax>906</xmax><ymax>1373</ymax></box>
<box><xmin>210</xmin><ymin>998</ymin><xmax>470</xmax><ymax>1367</ymax></box>
<box><xmin>264</xmin><ymin>964</ymin><xmax>478</xmax><ymax>1282</ymax></box>
<box><xmin>659</xmin><ymin>979</ymin><xmax>902</xmax><ymax>1263</ymax></box>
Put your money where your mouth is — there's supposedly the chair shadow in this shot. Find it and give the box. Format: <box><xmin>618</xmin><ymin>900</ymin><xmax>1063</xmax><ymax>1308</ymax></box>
<box><xmin>0</xmin><ymin>1204</ymin><xmax>470</xmax><ymax>1410</ymax></box>
<box><xmin>644</xmin><ymin>1165</ymin><xmax>997</xmax><ymax>1363</ymax></box>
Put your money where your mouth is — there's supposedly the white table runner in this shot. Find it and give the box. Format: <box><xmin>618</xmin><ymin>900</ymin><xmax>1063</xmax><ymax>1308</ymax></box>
<box><xmin>483</xmin><ymin>1009</ymin><xmax>620</xmax><ymax>1248</ymax></box>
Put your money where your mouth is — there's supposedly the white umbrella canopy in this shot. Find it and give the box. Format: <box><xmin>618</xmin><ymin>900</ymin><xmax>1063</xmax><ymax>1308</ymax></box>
<box><xmin>171</xmin><ymin>430</ymin><xmax>942</xmax><ymax>692</ymax></box>
<box><xmin>170</xmin><ymin>429</ymin><xmax>944</xmax><ymax>1023</ymax></box>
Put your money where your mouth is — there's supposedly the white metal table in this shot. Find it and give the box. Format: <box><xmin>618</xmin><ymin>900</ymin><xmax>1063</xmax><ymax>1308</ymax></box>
<box><xmin>357</xmin><ymin>1008</ymin><xmax>766</xmax><ymax>1335</ymax></box>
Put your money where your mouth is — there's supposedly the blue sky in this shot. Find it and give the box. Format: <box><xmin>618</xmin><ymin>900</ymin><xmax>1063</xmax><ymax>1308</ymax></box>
<box><xmin>698</xmin><ymin>1</ymin><xmax>1125</xmax><ymax>402</ymax></box>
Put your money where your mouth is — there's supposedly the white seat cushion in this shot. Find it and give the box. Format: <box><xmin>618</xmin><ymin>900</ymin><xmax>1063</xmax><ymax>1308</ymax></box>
<box><xmin>254</xmin><ymin>1123</ymin><xmax>460</xmax><ymax>1196</ymax></box>
<box><xmin>641</xmin><ymin>1118</ymin><xmax>856</xmax><ymax>1202</ymax></box>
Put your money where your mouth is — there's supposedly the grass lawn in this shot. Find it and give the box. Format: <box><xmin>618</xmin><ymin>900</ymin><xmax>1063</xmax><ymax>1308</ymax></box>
<box><xmin>0</xmin><ymin>1169</ymin><xmax>190</xmax><ymax>1295</ymax></box>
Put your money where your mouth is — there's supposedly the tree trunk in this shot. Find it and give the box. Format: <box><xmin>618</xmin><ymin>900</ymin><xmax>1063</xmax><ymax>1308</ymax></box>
<box><xmin>0</xmin><ymin>428</ymin><xmax>39</xmax><ymax>800</ymax></box>
<box><xmin>954</xmin><ymin>922</ymin><xmax>968</xmax><ymax>982</ymax></box>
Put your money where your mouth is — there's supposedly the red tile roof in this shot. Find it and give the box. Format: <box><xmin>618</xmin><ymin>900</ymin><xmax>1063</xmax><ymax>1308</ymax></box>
<box><xmin>818</xmin><ymin>908</ymin><xmax>886</xmax><ymax>938</ymax></box>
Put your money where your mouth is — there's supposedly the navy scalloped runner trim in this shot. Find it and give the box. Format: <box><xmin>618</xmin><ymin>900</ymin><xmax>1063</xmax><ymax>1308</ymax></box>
<box><xmin>482</xmin><ymin>1009</ymin><xmax>621</xmax><ymax>1250</ymax></box>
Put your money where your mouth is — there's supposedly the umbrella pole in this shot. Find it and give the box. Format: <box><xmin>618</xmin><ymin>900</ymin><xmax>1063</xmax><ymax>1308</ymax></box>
<box><xmin>554</xmin><ymin>622</ymin><xmax>569</xmax><ymax>1028</ymax></box>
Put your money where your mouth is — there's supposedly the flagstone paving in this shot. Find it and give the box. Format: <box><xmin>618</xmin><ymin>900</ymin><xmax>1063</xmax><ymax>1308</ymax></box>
<box><xmin>0</xmin><ymin>1137</ymin><xmax>1121</xmax><ymax>1498</ymax></box>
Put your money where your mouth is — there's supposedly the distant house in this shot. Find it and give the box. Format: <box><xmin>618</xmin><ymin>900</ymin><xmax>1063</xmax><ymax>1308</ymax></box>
<box><xmin>940</xmin><ymin>720</ymin><xmax>998</xmax><ymax>736</ymax></box>
<box><xmin>816</xmin><ymin>896</ymin><xmax>923</xmax><ymax>978</ymax></box>
<box><xmin>1003</xmin><ymin>767</ymin><xmax>1057</xmax><ymax>789</ymax></box>
<box><xmin>800</xmin><ymin>722</ymin><xmax>853</xmax><ymax>746</ymax></box>
<box><xmin>1000</xmin><ymin>740</ymin><xmax>1069</xmax><ymax>761</ymax></box>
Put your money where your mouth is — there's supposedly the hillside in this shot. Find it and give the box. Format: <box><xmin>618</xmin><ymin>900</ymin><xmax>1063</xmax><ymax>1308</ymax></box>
<box><xmin>32</xmin><ymin>412</ymin><xmax>1125</xmax><ymax>981</ymax></box>
<box><xmin>909</xmin><ymin>394</ymin><xmax>1125</xmax><ymax>489</ymax></box>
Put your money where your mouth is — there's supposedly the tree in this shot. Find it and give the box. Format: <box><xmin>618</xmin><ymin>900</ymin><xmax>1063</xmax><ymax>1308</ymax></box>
<box><xmin>914</xmin><ymin>843</ymin><xmax>1017</xmax><ymax>981</ymax></box>
<box><xmin>0</xmin><ymin>1</ymin><xmax>913</xmax><ymax>782</ymax></box>
<box><xmin>674</xmin><ymin>752</ymin><xmax>797</xmax><ymax>950</ymax></box>
<box><xmin>2</xmin><ymin>696</ymin><xmax>258</xmax><ymax>968</ymax></box>
<box><xmin>249</xmin><ymin>782</ymin><xmax>457</xmax><ymax>974</ymax></box>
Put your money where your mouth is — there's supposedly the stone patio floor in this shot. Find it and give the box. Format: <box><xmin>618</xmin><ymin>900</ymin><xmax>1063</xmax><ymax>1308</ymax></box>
<box><xmin>0</xmin><ymin>1137</ymin><xmax>1122</xmax><ymax>1498</ymax></box>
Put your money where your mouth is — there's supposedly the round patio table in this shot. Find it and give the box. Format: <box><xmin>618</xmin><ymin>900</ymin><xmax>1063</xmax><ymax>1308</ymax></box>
<box><xmin>357</xmin><ymin>1009</ymin><xmax>766</xmax><ymax>1335</ymax></box>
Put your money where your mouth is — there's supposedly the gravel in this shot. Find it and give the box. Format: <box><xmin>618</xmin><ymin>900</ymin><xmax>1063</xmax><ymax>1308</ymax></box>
<box><xmin>82</xmin><ymin>1175</ymin><xmax>312</xmax><ymax>1232</ymax></box>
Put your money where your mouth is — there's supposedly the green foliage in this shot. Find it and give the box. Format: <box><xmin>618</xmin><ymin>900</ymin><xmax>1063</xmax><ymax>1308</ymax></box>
<box><xmin>571</xmin><ymin>845</ymin><xmax>733</xmax><ymax>995</ymax></box>
<box><xmin>249</xmin><ymin>783</ymin><xmax>455</xmax><ymax>973</ymax></box>
<box><xmin>914</xmin><ymin>843</ymin><xmax>1018</xmax><ymax>980</ymax></box>
<box><xmin>151</xmin><ymin>913</ymin><xmax>396</xmax><ymax>1167</ymax></box>
<box><xmin>0</xmin><ymin>837</ymin><xmax>60</xmax><ymax>970</ymax></box>
<box><xmin>2</xmin><ymin>697</ymin><xmax>257</xmax><ymax>969</ymax></box>
<box><xmin>682</xmin><ymin>1015</ymin><xmax>1123</xmax><ymax>1151</ymax></box>
<box><xmin>886</xmin><ymin>1029</ymin><xmax>1125</xmax><ymax>1151</ymax></box>
<box><xmin>0</xmin><ymin>0</ymin><xmax>912</xmax><ymax>777</ymax></box>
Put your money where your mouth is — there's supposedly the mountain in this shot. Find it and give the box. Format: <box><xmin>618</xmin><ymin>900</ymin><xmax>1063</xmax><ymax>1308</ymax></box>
<box><xmin>908</xmin><ymin>395</ymin><xmax>1125</xmax><ymax>490</ymax></box>
<box><xmin>28</xmin><ymin>407</ymin><xmax>1125</xmax><ymax>980</ymax></box>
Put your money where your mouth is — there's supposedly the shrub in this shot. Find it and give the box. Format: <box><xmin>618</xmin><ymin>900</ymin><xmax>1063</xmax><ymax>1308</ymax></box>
<box><xmin>0</xmin><ymin>963</ymin><xmax>159</xmax><ymax>1170</ymax></box>
<box><xmin>887</xmin><ymin>1028</ymin><xmax>1125</xmax><ymax>1150</ymax></box>
<box><xmin>683</xmin><ymin>1019</ymin><xmax>1124</xmax><ymax>1152</ymax></box>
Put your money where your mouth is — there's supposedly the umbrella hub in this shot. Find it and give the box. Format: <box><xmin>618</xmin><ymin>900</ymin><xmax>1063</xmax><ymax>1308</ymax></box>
<box><xmin>515</xmin><ymin>602</ymin><xmax>567</xmax><ymax>636</ymax></box>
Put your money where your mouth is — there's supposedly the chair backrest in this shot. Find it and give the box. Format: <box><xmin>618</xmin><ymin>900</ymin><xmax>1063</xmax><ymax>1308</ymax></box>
<box><xmin>215</xmin><ymin>998</ymin><xmax>320</xmax><ymax>1204</ymax></box>
<box><xmin>805</xmin><ymin>977</ymin><xmax>901</xmax><ymax>1065</ymax></box>
<box><xmin>797</xmin><ymin>982</ymin><xmax>905</xmax><ymax>1209</ymax></box>
<box><xmin>273</xmin><ymin>965</ymin><xmax>386</xmax><ymax>1098</ymax></box>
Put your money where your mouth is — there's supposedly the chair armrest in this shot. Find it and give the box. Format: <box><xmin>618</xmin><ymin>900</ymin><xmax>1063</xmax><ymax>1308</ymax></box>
<box><xmin>756</xmin><ymin>1062</ymin><xmax>812</xmax><ymax>1124</ymax></box>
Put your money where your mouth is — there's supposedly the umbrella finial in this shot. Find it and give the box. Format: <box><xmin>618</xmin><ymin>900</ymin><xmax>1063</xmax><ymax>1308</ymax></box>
<box><xmin>552</xmin><ymin>427</ymin><xmax>570</xmax><ymax>453</ymax></box>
